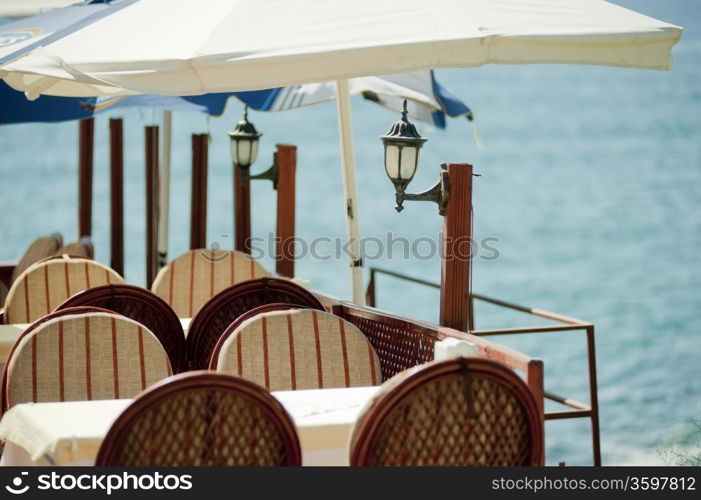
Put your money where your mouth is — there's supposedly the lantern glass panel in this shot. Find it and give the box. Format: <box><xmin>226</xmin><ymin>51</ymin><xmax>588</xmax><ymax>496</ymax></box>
<box><xmin>249</xmin><ymin>140</ymin><xmax>259</xmax><ymax>166</ymax></box>
<box><xmin>384</xmin><ymin>144</ymin><xmax>400</xmax><ymax>180</ymax></box>
<box><xmin>400</xmin><ymin>146</ymin><xmax>418</xmax><ymax>181</ymax></box>
<box><xmin>237</xmin><ymin>139</ymin><xmax>252</xmax><ymax>166</ymax></box>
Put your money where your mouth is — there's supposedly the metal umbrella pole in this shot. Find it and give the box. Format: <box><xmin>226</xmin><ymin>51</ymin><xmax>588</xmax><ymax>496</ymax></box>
<box><xmin>335</xmin><ymin>79</ymin><xmax>365</xmax><ymax>305</ymax></box>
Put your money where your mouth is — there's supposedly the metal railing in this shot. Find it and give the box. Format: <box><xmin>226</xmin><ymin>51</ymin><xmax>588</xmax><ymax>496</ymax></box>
<box><xmin>366</xmin><ymin>266</ymin><xmax>601</xmax><ymax>466</ymax></box>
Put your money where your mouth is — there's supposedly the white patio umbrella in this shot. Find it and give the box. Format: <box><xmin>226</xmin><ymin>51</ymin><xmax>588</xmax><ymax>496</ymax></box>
<box><xmin>0</xmin><ymin>0</ymin><xmax>682</xmax><ymax>303</ymax></box>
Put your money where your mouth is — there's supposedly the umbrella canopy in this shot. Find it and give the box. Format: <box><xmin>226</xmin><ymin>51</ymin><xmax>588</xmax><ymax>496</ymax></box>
<box><xmin>0</xmin><ymin>71</ymin><xmax>472</xmax><ymax>128</ymax></box>
<box><xmin>0</xmin><ymin>0</ymin><xmax>681</xmax><ymax>98</ymax></box>
<box><xmin>0</xmin><ymin>0</ymin><xmax>682</xmax><ymax>304</ymax></box>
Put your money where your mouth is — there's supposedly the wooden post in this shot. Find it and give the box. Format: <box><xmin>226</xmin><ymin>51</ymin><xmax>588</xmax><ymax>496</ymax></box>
<box><xmin>109</xmin><ymin>118</ymin><xmax>124</xmax><ymax>276</ymax></box>
<box><xmin>275</xmin><ymin>144</ymin><xmax>296</xmax><ymax>277</ymax></box>
<box><xmin>234</xmin><ymin>165</ymin><xmax>251</xmax><ymax>254</ymax></box>
<box><xmin>145</xmin><ymin>126</ymin><xmax>159</xmax><ymax>288</ymax></box>
<box><xmin>198</xmin><ymin>134</ymin><xmax>208</xmax><ymax>249</ymax></box>
<box><xmin>78</xmin><ymin>118</ymin><xmax>94</xmax><ymax>238</ymax></box>
<box><xmin>190</xmin><ymin>134</ymin><xmax>208</xmax><ymax>250</ymax></box>
<box><xmin>439</xmin><ymin>163</ymin><xmax>473</xmax><ymax>331</ymax></box>
<box><xmin>190</xmin><ymin>135</ymin><xmax>201</xmax><ymax>250</ymax></box>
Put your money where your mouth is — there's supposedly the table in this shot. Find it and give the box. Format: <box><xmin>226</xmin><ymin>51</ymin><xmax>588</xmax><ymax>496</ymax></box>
<box><xmin>0</xmin><ymin>385</ymin><xmax>379</xmax><ymax>466</ymax></box>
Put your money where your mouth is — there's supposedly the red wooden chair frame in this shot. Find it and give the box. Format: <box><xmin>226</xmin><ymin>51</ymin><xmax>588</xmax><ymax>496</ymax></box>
<box><xmin>95</xmin><ymin>371</ymin><xmax>301</xmax><ymax>466</ymax></box>
<box><xmin>350</xmin><ymin>357</ymin><xmax>544</xmax><ymax>466</ymax></box>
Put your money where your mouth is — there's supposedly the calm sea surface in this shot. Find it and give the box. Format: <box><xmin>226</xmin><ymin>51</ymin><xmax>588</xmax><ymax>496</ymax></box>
<box><xmin>0</xmin><ymin>0</ymin><xmax>698</xmax><ymax>465</ymax></box>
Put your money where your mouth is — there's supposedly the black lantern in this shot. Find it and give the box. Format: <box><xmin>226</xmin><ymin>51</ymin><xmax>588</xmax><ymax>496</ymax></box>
<box><xmin>228</xmin><ymin>106</ymin><xmax>262</xmax><ymax>169</ymax></box>
<box><xmin>380</xmin><ymin>100</ymin><xmax>450</xmax><ymax>214</ymax></box>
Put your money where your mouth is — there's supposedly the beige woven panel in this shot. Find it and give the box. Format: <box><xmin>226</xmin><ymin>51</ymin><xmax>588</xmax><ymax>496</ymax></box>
<box><xmin>4</xmin><ymin>257</ymin><xmax>125</xmax><ymax>324</ymax></box>
<box><xmin>151</xmin><ymin>249</ymin><xmax>271</xmax><ymax>318</ymax></box>
<box><xmin>216</xmin><ymin>309</ymin><xmax>381</xmax><ymax>391</ymax></box>
<box><xmin>6</xmin><ymin>312</ymin><xmax>172</xmax><ymax>409</ymax></box>
<box><xmin>11</xmin><ymin>235</ymin><xmax>61</xmax><ymax>283</ymax></box>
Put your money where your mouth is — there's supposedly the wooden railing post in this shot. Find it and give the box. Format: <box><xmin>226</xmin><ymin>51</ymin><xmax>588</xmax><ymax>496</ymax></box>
<box><xmin>190</xmin><ymin>134</ymin><xmax>208</xmax><ymax>250</ymax></box>
<box><xmin>145</xmin><ymin>126</ymin><xmax>159</xmax><ymax>288</ymax></box>
<box><xmin>439</xmin><ymin>163</ymin><xmax>473</xmax><ymax>331</ymax></box>
<box><xmin>234</xmin><ymin>164</ymin><xmax>251</xmax><ymax>254</ymax></box>
<box><xmin>78</xmin><ymin>118</ymin><xmax>94</xmax><ymax>238</ymax></box>
<box><xmin>109</xmin><ymin>118</ymin><xmax>124</xmax><ymax>276</ymax></box>
<box><xmin>275</xmin><ymin>144</ymin><xmax>296</xmax><ymax>277</ymax></box>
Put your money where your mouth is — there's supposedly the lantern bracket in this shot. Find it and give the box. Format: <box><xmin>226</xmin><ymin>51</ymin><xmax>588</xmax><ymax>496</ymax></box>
<box><xmin>248</xmin><ymin>152</ymin><xmax>279</xmax><ymax>189</ymax></box>
<box><xmin>396</xmin><ymin>166</ymin><xmax>450</xmax><ymax>215</ymax></box>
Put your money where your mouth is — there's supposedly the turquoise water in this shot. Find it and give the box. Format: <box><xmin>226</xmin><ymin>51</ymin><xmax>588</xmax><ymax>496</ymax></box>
<box><xmin>0</xmin><ymin>0</ymin><xmax>698</xmax><ymax>465</ymax></box>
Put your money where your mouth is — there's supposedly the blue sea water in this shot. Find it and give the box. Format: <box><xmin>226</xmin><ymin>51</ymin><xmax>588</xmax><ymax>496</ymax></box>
<box><xmin>0</xmin><ymin>0</ymin><xmax>699</xmax><ymax>465</ymax></box>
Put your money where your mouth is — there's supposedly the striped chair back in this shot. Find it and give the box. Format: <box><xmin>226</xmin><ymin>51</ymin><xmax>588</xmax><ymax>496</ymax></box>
<box><xmin>11</xmin><ymin>233</ymin><xmax>63</xmax><ymax>283</ymax></box>
<box><xmin>213</xmin><ymin>309</ymin><xmax>382</xmax><ymax>391</ymax></box>
<box><xmin>57</xmin><ymin>284</ymin><xmax>186</xmax><ymax>373</ymax></box>
<box><xmin>4</xmin><ymin>311</ymin><xmax>172</xmax><ymax>410</ymax></box>
<box><xmin>151</xmin><ymin>249</ymin><xmax>271</xmax><ymax>318</ymax></box>
<box><xmin>349</xmin><ymin>358</ymin><xmax>544</xmax><ymax>466</ymax></box>
<box><xmin>3</xmin><ymin>256</ymin><xmax>124</xmax><ymax>324</ymax></box>
<box><xmin>0</xmin><ymin>306</ymin><xmax>112</xmax><ymax>414</ymax></box>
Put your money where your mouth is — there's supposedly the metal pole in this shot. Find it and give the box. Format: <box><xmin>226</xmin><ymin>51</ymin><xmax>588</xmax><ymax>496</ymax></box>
<box><xmin>157</xmin><ymin>110</ymin><xmax>172</xmax><ymax>269</ymax></box>
<box><xmin>335</xmin><ymin>79</ymin><xmax>365</xmax><ymax>305</ymax></box>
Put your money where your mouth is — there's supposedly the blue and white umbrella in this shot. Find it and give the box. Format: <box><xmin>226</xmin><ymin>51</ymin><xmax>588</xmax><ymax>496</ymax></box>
<box><xmin>0</xmin><ymin>1</ymin><xmax>478</xmax><ymax>272</ymax></box>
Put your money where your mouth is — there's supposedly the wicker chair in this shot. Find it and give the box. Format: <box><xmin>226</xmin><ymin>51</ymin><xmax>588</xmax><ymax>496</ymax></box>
<box><xmin>212</xmin><ymin>309</ymin><xmax>381</xmax><ymax>391</ymax></box>
<box><xmin>3</xmin><ymin>311</ymin><xmax>172</xmax><ymax>411</ymax></box>
<box><xmin>0</xmin><ymin>306</ymin><xmax>111</xmax><ymax>414</ymax></box>
<box><xmin>55</xmin><ymin>236</ymin><xmax>94</xmax><ymax>259</ymax></box>
<box><xmin>95</xmin><ymin>371</ymin><xmax>301</xmax><ymax>466</ymax></box>
<box><xmin>208</xmin><ymin>302</ymin><xmax>311</xmax><ymax>365</ymax></box>
<box><xmin>10</xmin><ymin>233</ymin><xmax>63</xmax><ymax>283</ymax></box>
<box><xmin>186</xmin><ymin>277</ymin><xmax>325</xmax><ymax>370</ymax></box>
<box><xmin>350</xmin><ymin>357</ymin><xmax>544</xmax><ymax>466</ymax></box>
<box><xmin>151</xmin><ymin>249</ymin><xmax>271</xmax><ymax>318</ymax></box>
<box><xmin>3</xmin><ymin>256</ymin><xmax>124</xmax><ymax>324</ymax></box>
<box><xmin>56</xmin><ymin>284</ymin><xmax>186</xmax><ymax>372</ymax></box>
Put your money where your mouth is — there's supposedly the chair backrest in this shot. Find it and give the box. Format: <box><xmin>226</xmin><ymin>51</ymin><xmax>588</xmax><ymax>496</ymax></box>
<box><xmin>213</xmin><ymin>309</ymin><xmax>381</xmax><ymax>391</ymax></box>
<box><xmin>349</xmin><ymin>358</ymin><xmax>544</xmax><ymax>466</ymax></box>
<box><xmin>3</xmin><ymin>256</ymin><xmax>124</xmax><ymax>324</ymax></box>
<box><xmin>56</xmin><ymin>284</ymin><xmax>186</xmax><ymax>372</ymax></box>
<box><xmin>0</xmin><ymin>306</ymin><xmax>112</xmax><ymax>414</ymax></box>
<box><xmin>11</xmin><ymin>233</ymin><xmax>63</xmax><ymax>283</ymax></box>
<box><xmin>55</xmin><ymin>236</ymin><xmax>94</xmax><ymax>259</ymax></box>
<box><xmin>151</xmin><ymin>249</ymin><xmax>271</xmax><ymax>318</ymax></box>
<box><xmin>95</xmin><ymin>371</ymin><xmax>301</xmax><ymax>466</ymax></box>
<box><xmin>186</xmin><ymin>277</ymin><xmax>325</xmax><ymax>370</ymax></box>
<box><xmin>208</xmin><ymin>302</ymin><xmax>311</xmax><ymax>366</ymax></box>
<box><xmin>4</xmin><ymin>311</ymin><xmax>172</xmax><ymax>410</ymax></box>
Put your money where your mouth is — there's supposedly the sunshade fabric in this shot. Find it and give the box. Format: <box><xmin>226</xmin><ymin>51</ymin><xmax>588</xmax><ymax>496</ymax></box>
<box><xmin>0</xmin><ymin>0</ymin><xmax>682</xmax><ymax>98</ymax></box>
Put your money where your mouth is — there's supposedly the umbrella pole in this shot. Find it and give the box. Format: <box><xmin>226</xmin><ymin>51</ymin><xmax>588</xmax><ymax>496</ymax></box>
<box><xmin>335</xmin><ymin>79</ymin><xmax>365</xmax><ymax>305</ymax></box>
<box><xmin>157</xmin><ymin>110</ymin><xmax>172</xmax><ymax>269</ymax></box>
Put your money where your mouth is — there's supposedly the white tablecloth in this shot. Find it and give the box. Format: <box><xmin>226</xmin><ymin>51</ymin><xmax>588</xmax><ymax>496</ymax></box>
<box><xmin>0</xmin><ymin>385</ymin><xmax>379</xmax><ymax>466</ymax></box>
